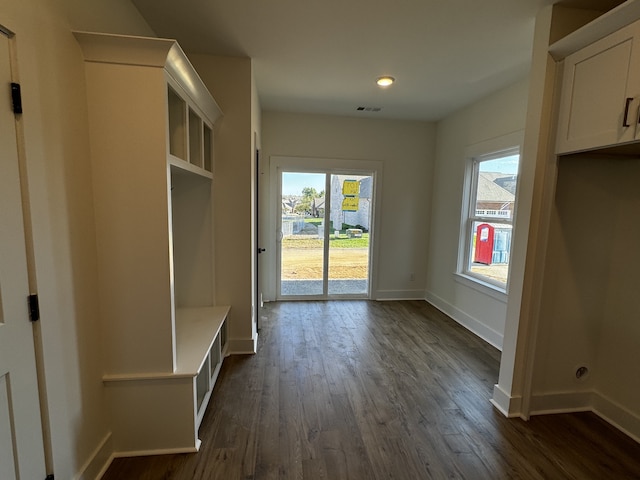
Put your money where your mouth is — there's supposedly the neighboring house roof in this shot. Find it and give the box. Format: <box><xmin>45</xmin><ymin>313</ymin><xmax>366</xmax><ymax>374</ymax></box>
<box><xmin>282</xmin><ymin>196</ymin><xmax>300</xmax><ymax>213</ymax></box>
<box><xmin>480</xmin><ymin>172</ymin><xmax>517</xmax><ymax>196</ymax></box>
<box><xmin>477</xmin><ymin>172</ymin><xmax>515</xmax><ymax>203</ymax></box>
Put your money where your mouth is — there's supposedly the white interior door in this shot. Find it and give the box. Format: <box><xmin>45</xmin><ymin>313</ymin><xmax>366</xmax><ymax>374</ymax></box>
<box><xmin>0</xmin><ymin>29</ymin><xmax>46</xmax><ymax>479</ymax></box>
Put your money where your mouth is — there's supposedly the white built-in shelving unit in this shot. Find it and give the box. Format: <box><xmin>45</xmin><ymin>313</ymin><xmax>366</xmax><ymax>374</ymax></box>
<box><xmin>74</xmin><ymin>31</ymin><xmax>228</xmax><ymax>455</ymax></box>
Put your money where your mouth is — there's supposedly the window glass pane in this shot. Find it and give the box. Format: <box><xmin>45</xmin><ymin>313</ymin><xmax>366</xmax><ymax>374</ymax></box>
<box><xmin>465</xmin><ymin>152</ymin><xmax>519</xmax><ymax>288</ymax></box>
<box><xmin>328</xmin><ymin>174</ymin><xmax>371</xmax><ymax>295</ymax></box>
<box><xmin>281</xmin><ymin>172</ymin><xmax>326</xmax><ymax>296</ymax></box>
<box><xmin>468</xmin><ymin>220</ymin><xmax>512</xmax><ymax>284</ymax></box>
<box><xmin>474</xmin><ymin>155</ymin><xmax>518</xmax><ymax>220</ymax></box>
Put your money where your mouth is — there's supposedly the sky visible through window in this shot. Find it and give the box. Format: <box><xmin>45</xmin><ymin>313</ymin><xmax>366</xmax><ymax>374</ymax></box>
<box><xmin>282</xmin><ymin>172</ymin><xmax>326</xmax><ymax>196</ymax></box>
<box><xmin>283</xmin><ymin>156</ymin><xmax>518</xmax><ymax>196</ymax></box>
<box><xmin>479</xmin><ymin>154</ymin><xmax>519</xmax><ymax>174</ymax></box>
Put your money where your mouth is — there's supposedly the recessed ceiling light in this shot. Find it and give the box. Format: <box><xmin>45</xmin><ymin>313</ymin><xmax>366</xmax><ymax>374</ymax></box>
<box><xmin>376</xmin><ymin>76</ymin><xmax>395</xmax><ymax>87</ymax></box>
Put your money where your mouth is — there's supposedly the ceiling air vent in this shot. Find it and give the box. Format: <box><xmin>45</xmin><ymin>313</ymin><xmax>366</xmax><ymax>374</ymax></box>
<box><xmin>356</xmin><ymin>106</ymin><xmax>382</xmax><ymax>112</ymax></box>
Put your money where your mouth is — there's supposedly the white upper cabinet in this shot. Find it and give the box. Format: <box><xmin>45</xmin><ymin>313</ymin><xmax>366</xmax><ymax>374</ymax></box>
<box><xmin>556</xmin><ymin>20</ymin><xmax>640</xmax><ymax>154</ymax></box>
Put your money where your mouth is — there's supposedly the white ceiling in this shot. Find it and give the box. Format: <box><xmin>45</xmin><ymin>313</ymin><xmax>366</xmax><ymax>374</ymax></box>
<box><xmin>131</xmin><ymin>0</ymin><xmax>614</xmax><ymax>121</ymax></box>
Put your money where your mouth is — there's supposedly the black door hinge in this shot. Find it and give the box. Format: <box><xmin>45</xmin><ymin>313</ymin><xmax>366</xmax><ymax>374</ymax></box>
<box><xmin>45</xmin><ymin>474</ymin><xmax>54</xmax><ymax>480</ymax></box>
<box><xmin>28</xmin><ymin>294</ymin><xmax>39</xmax><ymax>321</ymax></box>
<box><xmin>11</xmin><ymin>82</ymin><xmax>22</xmax><ymax>114</ymax></box>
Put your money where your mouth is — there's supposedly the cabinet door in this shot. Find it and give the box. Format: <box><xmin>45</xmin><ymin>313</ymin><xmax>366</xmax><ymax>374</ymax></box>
<box><xmin>556</xmin><ymin>22</ymin><xmax>640</xmax><ymax>154</ymax></box>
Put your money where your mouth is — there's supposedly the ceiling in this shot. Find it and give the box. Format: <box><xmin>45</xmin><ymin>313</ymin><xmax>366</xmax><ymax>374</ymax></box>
<box><xmin>131</xmin><ymin>0</ymin><xmax>617</xmax><ymax>122</ymax></box>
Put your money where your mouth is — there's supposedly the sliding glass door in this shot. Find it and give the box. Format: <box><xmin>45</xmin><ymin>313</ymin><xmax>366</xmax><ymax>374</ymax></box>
<box><xmin>278</xmin><ymin>170</ymin><xmax>373</xmax><ymax>299</ymax></box>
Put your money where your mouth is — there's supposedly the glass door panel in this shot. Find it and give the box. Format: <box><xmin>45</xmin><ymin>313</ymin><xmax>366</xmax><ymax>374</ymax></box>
<box><xmin>328</xmin><ymin>174</ymin><xmax>371</xmax><ymax>295</ymax></box>
<box><xmin>280</xmin><ymin>172</ymin><xmax>326</xmax><ymax>297</ymax></box>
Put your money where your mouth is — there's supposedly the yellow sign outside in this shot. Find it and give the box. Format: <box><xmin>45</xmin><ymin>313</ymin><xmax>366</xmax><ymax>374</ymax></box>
<box><xmin>342</xmin><ymin>196</ymin><xmax>359</xmax><ymax>212</ymax></box>
<box><xmin>342</xmin><ymin>180</ymin><xmax>359</xmax><ymax>196</ymax></box>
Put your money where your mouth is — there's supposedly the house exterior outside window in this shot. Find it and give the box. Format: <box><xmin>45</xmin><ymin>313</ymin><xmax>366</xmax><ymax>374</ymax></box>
<box><xmin>459</xmin><ymin>145</ymin><xmax>520</xmax><ymax>292</ymax></box>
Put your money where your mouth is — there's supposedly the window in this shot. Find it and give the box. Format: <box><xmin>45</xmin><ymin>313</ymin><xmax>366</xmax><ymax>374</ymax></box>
<box><xmin>459</xmin><ymin>146</ymin><xmax>520</xmax><ymax>291</ymax></box>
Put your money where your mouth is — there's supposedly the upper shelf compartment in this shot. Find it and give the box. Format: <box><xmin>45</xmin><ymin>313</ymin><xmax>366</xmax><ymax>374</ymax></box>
<box><xmin>74</xmin><ymin>31</ymin><xmax>222</xmax><ymax>177</ymax></box>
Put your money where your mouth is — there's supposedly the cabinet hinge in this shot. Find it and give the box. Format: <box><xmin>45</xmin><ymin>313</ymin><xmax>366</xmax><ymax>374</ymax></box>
<box><xmin>10</xmin><ymin>82</ymin><xmax>22</xmax><ymax>114</ymax></box>
<box><xmin>28</xmin><ymin>294</ymin><xmax>40</xmax><ymax>321</ymax></box>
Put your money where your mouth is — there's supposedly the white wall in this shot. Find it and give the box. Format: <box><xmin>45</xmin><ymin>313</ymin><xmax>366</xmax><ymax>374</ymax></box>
<box><xmin>531</xmin><ymin>156</ymin><xmax>640</xmax><ymax>391</ymax></box>
<box><xmin>187</xmin><ymin>54</ymin><xmax>258</xmax><ymax>353</ymax></box>
<box><xmin>0</xmin><ymin>0</ymin><xmax>154</xmax><ymax>478</ymax></box>
<box><xmin>261</xmin><ymin>112</ymin><xmax>436</xmax><ymax>301</ymax></box>
<box><xmin>426</xmin><ymin>78</ymin><xmax>530</xmax><ymax>350</ymax></box>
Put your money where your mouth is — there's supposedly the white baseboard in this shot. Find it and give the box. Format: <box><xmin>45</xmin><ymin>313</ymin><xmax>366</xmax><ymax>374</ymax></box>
<box><xmin>228</xmin><ymin>334</ymin><xmax>258</xmax><ymax>355</ymax></box>
<box><xmin>112</xmin><ymin>446</ymin><xmax>199</xmax><ymax>458</ymax></box>
<box><xmin>97</xmin><ymin>444</ymin><xmax>201</xmax><ymax>477</ymax></box>
<box><xmin>528</xmin><ymin>389</ymin><xmax>640</xmax><ymax>443</ymax></box>
<box><xmin>491</xmin><ymin>384</ymin><xmax>523</xmax><ymax>418</ymax></box>
<box><xmin>424</xmin><ymin>291</ymin><xmax>503</xmax><ymax>350</ymax></box>
<box><xmin>529</xmin><ymin>390</ymin><xmax>594</xmax><ymax>415</ymax></box>
<box><xmin>76</xmin><ymin>432</ymin><xmax>113</xmax><ymax>480</ymax></box>
<box><xmin>374</xmin><ymin>289</ymin><xmax>426</xmax><ymax>301</ymax></box>
<box><xmin>593</xmin><ymin>392</ymin><xmax>640</xmax><ymax>443</ymax></box>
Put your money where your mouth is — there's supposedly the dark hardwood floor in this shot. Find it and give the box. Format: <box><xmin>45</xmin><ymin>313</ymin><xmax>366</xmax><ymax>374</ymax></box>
<box><xmin>103</xmin><ymin>300</ymin><xmax>640</xmax><ymax>479</ymax></box>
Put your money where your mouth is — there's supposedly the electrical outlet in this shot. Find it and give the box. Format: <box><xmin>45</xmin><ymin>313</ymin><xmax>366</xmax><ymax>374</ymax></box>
<box><xmin>575</xmin><ymin>365</ymin><xmax>590</xmax><ymax>381</ymax></box>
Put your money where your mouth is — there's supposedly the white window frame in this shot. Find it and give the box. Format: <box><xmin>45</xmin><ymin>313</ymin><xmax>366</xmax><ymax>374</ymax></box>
<box><xmin>456</xmin><ymin>132</ymin><xmax>523</xmax><ymax>296</ymax></box>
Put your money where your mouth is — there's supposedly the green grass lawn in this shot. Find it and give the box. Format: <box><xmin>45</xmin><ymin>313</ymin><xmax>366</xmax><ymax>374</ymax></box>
<box><xmin>283</xmin><ymin>234</ymin><xmax>369</xmax><ymax>248</ymax></box>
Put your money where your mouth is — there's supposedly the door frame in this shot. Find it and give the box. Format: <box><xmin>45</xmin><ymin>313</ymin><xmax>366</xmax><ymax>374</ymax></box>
<box><xmin>253</xmin><ymin>134</ymin><xmax>261</xmax><ymax>331</ymax></box>
<box><xmin>269</xmin><ymin>156</ymin><xmax>383</xmax><ymax>301</ymax></box>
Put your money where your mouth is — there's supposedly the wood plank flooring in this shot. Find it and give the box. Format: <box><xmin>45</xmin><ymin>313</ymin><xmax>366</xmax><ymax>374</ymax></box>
<box><xmin>102</xmin><ymin>300</ymin><xmax>640</xmax><ymax>479</ymax></box>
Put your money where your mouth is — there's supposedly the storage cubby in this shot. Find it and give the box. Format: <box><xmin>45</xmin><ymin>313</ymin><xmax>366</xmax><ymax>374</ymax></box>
<box><xmin>221</xmin><ymin>319</ymin><xmax>228</xmax><ymax>347</ymax></box>
<box><xmin>532</xmin><ymin>153</ymin><xmax>640</xmax><ymax>433</ymax></box>
<box><xmin>196</xmin><ymin>355</ymin><xmax>211</xmax><ymax>412</ymax></box>
<box><xmin>204</xmin><ymin>124</ymin><xmax>213</xmax><ymax>172</ymax></box>
<box><xmin>189</xmin><ymin>108</ymin><xmax>203</xmax><ymax>168</ymax></box>
<box><xmin>168</xmin><ymin>86</ymin><xmax>187</xmax><ymax>160</ymax></box>
<box><xmin>74</xmin><ymin>31</ymin><xmax>227</xmax><ymax>455</ymax></box>
<box><xmin>171</xmin><ymin>167</ymin><xmax>214</xmax><ymax>308</ymax></box>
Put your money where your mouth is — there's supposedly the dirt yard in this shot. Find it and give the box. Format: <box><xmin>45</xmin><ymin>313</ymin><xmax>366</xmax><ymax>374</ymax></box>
<box><xmin>281</xmin><ymin>247</ymin><xmax>508</xmax><ymax>283</ymax></box>
<box><xmin>469</xmin><ymin>264</ymin><xmax>509</xmax><ymax>284</ymax></box>
<box><xmin>281</xmin><ymin>247</ymin><xmax>369</xmax><ymax>279</ymax></box>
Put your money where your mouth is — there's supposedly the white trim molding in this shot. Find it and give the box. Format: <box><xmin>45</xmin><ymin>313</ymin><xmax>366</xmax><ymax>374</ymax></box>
<box><xmin>528</xmin><ymin>390</ymin><xmax>594</xmax><ymax>415</ymax></box>
<box><xmin>425</xmin><ymin>291</ymin><xmax>503</xmax><ymax>350</ymax></box>
<box><xmin>375</xmin><ymin>289</ymin><xmax>426</xmax><ymax>301</ymax></box>
<box><xmin>453</xmin><ymin>273</ymin><xmax>507</xmax><ymax>303</ymax></box>
<box><xmin>491</xmin><ymin>384</ymin><xmax>523</xmax><ymax>418</ymax></box>
<box><xmin>227</xmin><ymin>334</ymin><xmax>258</xmax><ymax>355</ymax></box>
<box><xmin>77</xmin><ymin>432</ymin><xmax>113</xmax><ymax>480</ymax></box>
<box><xmin>526</xmin><ymin>389</ymin><xmax>640</xmax><ymax>443</ymax></box>
<box><xmin>593</xmin><ymin>392</ymin><xmax>640</xmax><ymax>444</ymax></box>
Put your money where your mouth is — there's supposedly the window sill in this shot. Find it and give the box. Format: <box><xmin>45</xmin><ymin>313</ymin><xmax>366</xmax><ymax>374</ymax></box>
<box><xmin>453</xmin><ymin>272</ymin><xmax>508</xmax><ymax>303</ymax></box>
